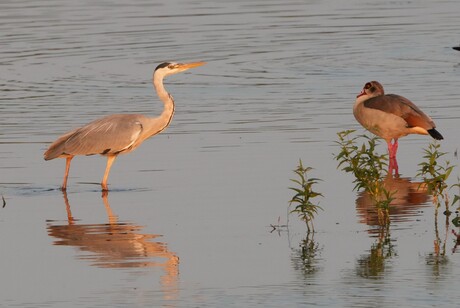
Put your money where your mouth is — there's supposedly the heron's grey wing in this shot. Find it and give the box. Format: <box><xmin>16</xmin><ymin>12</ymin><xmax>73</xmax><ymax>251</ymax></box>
<box><xmin>63</xmin><ymin>114</ymin><xmax>144</xmax><ymax>156</ymax></box>
<box><xmin>364</xmin><ymin>94</ymin><xmax>435</xmax><ymax>129</ymax></box>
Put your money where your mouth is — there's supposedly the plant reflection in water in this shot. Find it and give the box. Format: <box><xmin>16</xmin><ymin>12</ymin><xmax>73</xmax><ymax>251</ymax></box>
<box><xmin>355</xmin><ymin>171</ymin><xmax>460</xmax><ymax>279</ymax></box>
<box><xmin>355</xmin><ymin>173</ymin><xmax>430</xmax><ymax>278</ymax></box>
<box><xmin>452</xmin><ymin>212</ymin><xmax>460</xmax><ymax>254</ymax></box>
<box><xmin>290</xmin><ymin>232</ymin><xmax>322</xmax><ymax>277</ymax></box>
<box><xmin>47</xmin><ymin>192</ymin><xmax>179</xmax><ymax>299</ymax></box>
<box><xmin>356</xmin><ymin>224</ymin><xmax>393</xmax><ymax>278</ymax></box>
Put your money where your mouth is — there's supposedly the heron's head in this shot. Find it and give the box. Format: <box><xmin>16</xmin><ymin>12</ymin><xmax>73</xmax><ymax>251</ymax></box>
<box><xmin>154</xmin><ymin>61</ymin><xmax>206</xmax><ymax>77</ymax></box>
<box><xmin>356</xmin><ymin>80</ymin><xmax>384</xmax><ymax>99</ymax></box>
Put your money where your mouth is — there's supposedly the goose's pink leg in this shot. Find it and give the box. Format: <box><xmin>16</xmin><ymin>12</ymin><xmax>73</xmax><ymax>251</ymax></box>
<box><xmin>392</xmin><ymin>139</ymin><xmax>399</xmax><ymax>158</ymax></box>
<box><xmin>386</xmin><ymin>138</ymin><xmax>399</xmax><ymax>175</ymax></box>
<box><xmin>389</xmin><ymin>157</ymin><xmax>399</xmax><ymax>176</ymax></box>
<box><xmin>387</xmin><ymin>139</ymin><xmax>399</xmax><ymax>159</ymax></box>
<box><xmin>386</xmin><ymin>141</ymin><xmax>393</xmax><ymax>158</ymax></box>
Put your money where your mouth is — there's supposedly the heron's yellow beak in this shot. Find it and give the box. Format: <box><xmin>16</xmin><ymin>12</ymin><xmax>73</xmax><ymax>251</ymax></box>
<box><xmin>179</xmin><ymin>61</ymin><xmax>206</xmax><ymax>70</ymax></box>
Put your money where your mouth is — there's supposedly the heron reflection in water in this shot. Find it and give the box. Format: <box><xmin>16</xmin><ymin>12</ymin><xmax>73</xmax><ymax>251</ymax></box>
<box><xmin>47</xmin><ymin>192</ymin><xmax>178</xmax><ymax>298</ymax></box>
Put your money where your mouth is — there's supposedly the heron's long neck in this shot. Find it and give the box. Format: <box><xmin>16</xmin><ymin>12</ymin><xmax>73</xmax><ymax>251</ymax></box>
<box><xmin>151</xmin><ymin>73</ymin><xmax>175</xmax><ymax>135</ymax></box>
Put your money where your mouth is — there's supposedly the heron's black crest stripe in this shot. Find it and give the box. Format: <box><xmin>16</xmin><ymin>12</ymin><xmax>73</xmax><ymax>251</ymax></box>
<box><xmin>155</xmin><ymin>62</ymin><xmax>171</xmax><ymax>71</ymax></box>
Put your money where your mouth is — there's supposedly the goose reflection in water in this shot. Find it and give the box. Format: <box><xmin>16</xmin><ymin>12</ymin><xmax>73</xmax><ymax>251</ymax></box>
<box><xmin>47</xmin><ymin>192</ymin><xmax>178</xmax><ymax>297</ymax></box>
<box><xmin>355</xmin><ymin>174</ymin><xmax>430</xmax><ymax>278</ymax></box>
<box><xmin>356</xmin><ymin>173</ymin><xmax>430</xmax><ymax>228</ymax></box>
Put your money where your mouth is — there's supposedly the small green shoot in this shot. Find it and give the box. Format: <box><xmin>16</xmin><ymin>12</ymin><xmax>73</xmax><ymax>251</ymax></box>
<box><xmin>416</xmin><ymin>142</ymin><xmax>460</xmax><ymax>216</ymax></box>
<box><xmin>289</xmin><ymin>159</ymin><xmax>323</xmax><ymax>232</ymax></box>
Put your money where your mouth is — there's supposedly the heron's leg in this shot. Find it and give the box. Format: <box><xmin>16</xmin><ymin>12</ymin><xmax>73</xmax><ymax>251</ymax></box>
<box><xmin>101</xmin><ymin>155</ymin><xmax>117</xmax><ymax>191</ymax></box>
<box><xmin>61</xmin><ymin>156</ymin><xmax>73</xmax><ymax>191</ymax></box>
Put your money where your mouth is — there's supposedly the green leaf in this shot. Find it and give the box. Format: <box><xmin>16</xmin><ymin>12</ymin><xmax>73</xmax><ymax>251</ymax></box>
<box><xmin>451</xmin><ymin>195</ymin><xmax>460</xmax><ymax>206</ymax></box>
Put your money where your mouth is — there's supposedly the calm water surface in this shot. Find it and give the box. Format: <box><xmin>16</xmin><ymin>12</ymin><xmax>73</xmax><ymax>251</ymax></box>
<box><xmin>1</xmin><ymin>0</ymin><xmax>460</xmax><ymax>307</ymax></box>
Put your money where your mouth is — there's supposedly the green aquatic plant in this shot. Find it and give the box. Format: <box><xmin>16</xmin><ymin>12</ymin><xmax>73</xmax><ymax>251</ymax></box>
<box><xmin>334</xmin><ymin>130</ymin><xmax>393</xmax><ymax>224</ymax></box>
<box><xmin>289</xmin><ymin>159</ymin><xmax>323</xmax><ymax>232</ymax></box>
<box><xmin>416</xmin><ymin>142</ymin><xmax>460</xmax><ymax>216</ymax></box>
<box><xmin>416</xmin><ymin>143</ymin><xmax>460</xmax><ymax>263</ymax></box>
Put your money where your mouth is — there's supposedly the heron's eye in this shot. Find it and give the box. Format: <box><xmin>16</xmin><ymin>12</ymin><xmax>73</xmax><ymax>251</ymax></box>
<box><xmin>365</xmin><ymin>83</ymin><xmax>371</xmax><ymax>89</ymax></box>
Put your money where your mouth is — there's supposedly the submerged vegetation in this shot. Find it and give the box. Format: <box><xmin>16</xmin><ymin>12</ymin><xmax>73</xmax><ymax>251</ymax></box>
<box><xmin>288</xmin><ymin>159</ymin><xmax>323</xmax><ymax>232</ymax></box>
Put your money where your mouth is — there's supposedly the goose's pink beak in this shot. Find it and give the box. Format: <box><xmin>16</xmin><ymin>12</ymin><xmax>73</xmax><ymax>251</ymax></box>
<box><xmin>357</xmin><ymin>89</ymin><xmax>366</xmax><ymax>98</ymax></box>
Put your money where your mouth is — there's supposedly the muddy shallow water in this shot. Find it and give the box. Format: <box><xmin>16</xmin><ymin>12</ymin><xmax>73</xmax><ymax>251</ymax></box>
<box><xmin>1</xmin><ymin>0</ymin><xmax>460</xmax><ymax>307</ymax></box>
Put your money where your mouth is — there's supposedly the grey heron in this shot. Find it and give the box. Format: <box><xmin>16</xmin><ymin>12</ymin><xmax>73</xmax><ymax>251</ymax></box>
<box><xmin>44</xmin><ymin>61</ymin><xmax>205</xmax><ymax>191</ymax></box>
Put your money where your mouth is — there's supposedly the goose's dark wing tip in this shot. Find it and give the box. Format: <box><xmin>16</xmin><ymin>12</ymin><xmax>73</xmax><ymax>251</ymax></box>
<box><xmin>428</xmin><ymin>128</ymin><xmax>444</xmax><ymax>140</ymax></box>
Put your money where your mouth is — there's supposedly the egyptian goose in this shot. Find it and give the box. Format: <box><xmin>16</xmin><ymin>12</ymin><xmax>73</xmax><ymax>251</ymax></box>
<box><xmin>353</xmin><ymin>81</ymin><xmax>443</xmax><ymax>159</ymax></box>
